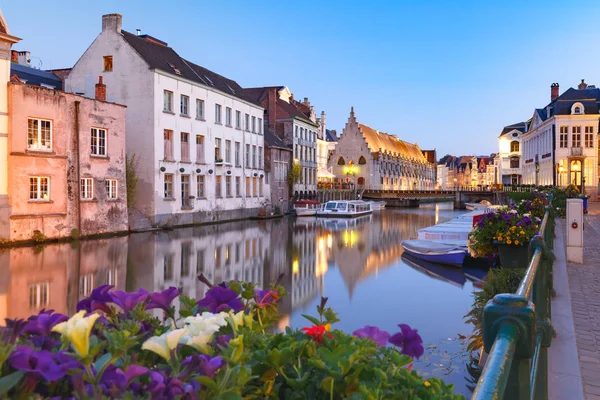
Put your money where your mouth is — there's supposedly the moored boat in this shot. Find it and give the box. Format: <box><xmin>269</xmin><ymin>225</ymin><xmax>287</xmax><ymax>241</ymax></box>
<box><xmin>400</xmin><ymin>239</ymin><xmax>468</xmax><ymax>267</ymax></box>
<box><xmin>366</xmin><ymin>200</ymin><xmax>386</xmax><ymax>211</ymax></box>
<box><xmin>316</xmin><ymin>200</ymin><xmax>372</xmax><ymax>218</ymax></box>
<box><xmin>465</xmin><ymin>200</ymin><xmax>492</xmax><ymax>211</ymax></box>
<box><xmin>293</xmin><ymin>200</ymin><xmax>320</xmax><ymax>217</ymax></box>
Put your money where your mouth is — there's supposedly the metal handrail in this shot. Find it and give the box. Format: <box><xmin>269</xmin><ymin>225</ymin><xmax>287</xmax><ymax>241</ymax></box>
<box><xmin>472</xmin><ymin>203</ymin><xmax>554</xmax><ymax>400</ymax></box>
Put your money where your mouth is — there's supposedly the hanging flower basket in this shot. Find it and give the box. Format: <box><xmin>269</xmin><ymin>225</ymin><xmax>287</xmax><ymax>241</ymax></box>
<box><xmin>497</xmin><ymin>243</ymin><xmax>530</xmax><ymax>269</ymax></box>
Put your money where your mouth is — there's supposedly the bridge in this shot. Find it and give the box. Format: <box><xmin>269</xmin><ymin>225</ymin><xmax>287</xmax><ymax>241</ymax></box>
<box><xmin>361</xmin><ymin>189</ymin><xmax>506</xmax><ymax>209</ymax></box>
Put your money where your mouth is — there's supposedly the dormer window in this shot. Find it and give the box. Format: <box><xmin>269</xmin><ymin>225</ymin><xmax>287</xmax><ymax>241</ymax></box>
<box><xmin>571</xmin><ymin>102</ymin><xmax>584</xmax><ymax>115</ymax></box>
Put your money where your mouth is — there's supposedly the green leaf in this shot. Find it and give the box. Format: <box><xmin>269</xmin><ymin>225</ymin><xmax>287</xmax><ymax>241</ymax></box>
<box><xmin>94</xmin><ymin>352</ymin><xmax>113</xmax><ymax>375</ymax></box>
<box><xmin>0</xmin><ymin>371</ymin><xmax>24</xmax><ymax>395</ymax></box>
<box><xmin>320</xmin><ymin>376</ymin><xmax>334</xmax><ymax>393</ymax></box>
<box><xmin>301</xmin><ymin>314</ymin><xmax>321</xmax><ymax>326</ymax></box>
<box><xmin>217</xmin><ymin>391</ymin><xmax>242</xmax><ymax>400</ymax></box>
<box><xmin>230</xmin><ymin>335</ymin><xmax>244</xmax><ymax>363</ymax></box>
<box><xmin>267</xmin><ymin>349</ymin><xmax>280</xmax><ymax>367</ymax></box>
<box><xmin>196</xmin><ymin>376</ymin><xmax>218</xmax><ymax>390</ymax></box>
<box><xmin>279</xmin><ymin>347</ymin><xmax>294</xmax><ymax>365</ymax></box>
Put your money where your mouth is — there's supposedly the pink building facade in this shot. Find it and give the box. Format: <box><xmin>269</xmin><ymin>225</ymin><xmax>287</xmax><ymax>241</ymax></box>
<box><xmin>4</xmin><ymin>82</ymin><xmax>128</xmax><ymax>241</ymax></box>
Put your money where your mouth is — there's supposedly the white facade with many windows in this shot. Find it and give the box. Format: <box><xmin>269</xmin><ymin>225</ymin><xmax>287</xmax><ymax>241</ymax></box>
<box><xmin>522</xmin><ymin>82</ymin><xmax>599</xmax><ymax>198</ymax></box>
<box><xmin>66</xmin><ymin>14</ymin><xmax>268</xmax><ymax>227</ymax></box>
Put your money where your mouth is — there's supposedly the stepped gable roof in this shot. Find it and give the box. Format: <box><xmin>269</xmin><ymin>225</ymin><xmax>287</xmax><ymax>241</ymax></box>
<box><xmin>358</xmin><ymin>123</ymin><xmax>427</xmax><ymax>162</ymax></box>
<box><xmin>500</xmin><ymin>121</ymin><xmax>526</xmax><ymax>136</ymax></box>
<box><xmin>121</xmin><ymin>30</ymin><xmax>257</xmax><ymax>105</ymax></box>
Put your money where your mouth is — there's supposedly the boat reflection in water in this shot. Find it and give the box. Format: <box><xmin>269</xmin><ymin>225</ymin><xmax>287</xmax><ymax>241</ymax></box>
<box><xmin>401</xmin><ymin>253</ymin><xmax>467</xmax><ymax>288</ymax></box>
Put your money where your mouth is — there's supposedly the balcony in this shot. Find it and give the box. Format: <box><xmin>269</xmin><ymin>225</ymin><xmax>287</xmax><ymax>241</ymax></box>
<box><xmin>571</xmin><ymin>147</ymin><xmax>583</xmax><ymax>156</ymax></box>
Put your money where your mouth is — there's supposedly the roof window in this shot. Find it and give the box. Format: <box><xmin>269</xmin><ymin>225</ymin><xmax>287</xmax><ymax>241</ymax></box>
<box><xmin>168</xmin><ymin>63</ymin><xmax>181</xmax><ymax>75</ymax></box>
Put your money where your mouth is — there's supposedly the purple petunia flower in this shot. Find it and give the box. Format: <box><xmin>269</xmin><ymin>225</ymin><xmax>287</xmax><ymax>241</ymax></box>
<box><xmin>98</xmin><ymin>364</ymin><xmax>148</xmax><ymax>396</ymax></box>
<box><xmin>353</xmin><ymin>325</ymin><xmax>390</xmax><ymax>347</ymax></box>
<box><xmin>22</xmin><ymin>311</ymin><xmax>68</xmax><ymax>337</ymax></box>
<box><xmin>146</xmin><ymin>287</ymin><xmax>180</xmax><ymax>313</ymax></box>
<box><xmin>110</xmin><ymin>288</ymin><xmax>149</xmax><ymax>314</ymax></box>
<box><xmin>197</xmin><ymin>285</ymin><xmax>243</xmax><ymax>313</ymax></box>
<box><xmin>388</xmin><ymin>324</ymin><xmax>424</xmax><ymax>359</ymax></box>
<box><xmin>77</xmin><ymin>285</ymin><xmax>114</xmax><ymax>314</ymax></box>
<box><xmin>180</xmin><ymin>354</ymin><xmax>225</xmax><ymax>381</ymax></box>
<box><xmin>146</xmin><ymin>371</ymin><xmax>185</xmax><ymax>399</ymax></box>
<box><xmin>9</xmin><ymin>346</ymin><xmax>81</xmax><ymax>381</ymax></box>
<box><xmin>213</xmin><ymin>334</ymin><xmax>233</xmax><ymax>348</ymax></box>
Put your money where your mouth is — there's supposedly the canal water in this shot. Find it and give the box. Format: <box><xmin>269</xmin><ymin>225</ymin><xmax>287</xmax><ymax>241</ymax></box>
<box><xmin>0</xmin><ymin>203</ymin><xmax>480</xmax><ymax>396</ymax></box>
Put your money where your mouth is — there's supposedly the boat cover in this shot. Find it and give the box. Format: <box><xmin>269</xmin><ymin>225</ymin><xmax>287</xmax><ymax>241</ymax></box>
<box><xmin>401</xmin><ymin>240</ymin><xmax>466</xmax><ymax>255</ymax></box>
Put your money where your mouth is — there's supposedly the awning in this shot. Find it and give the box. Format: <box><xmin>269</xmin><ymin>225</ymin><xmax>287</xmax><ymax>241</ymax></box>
<box><xmin>317</xmin><ymin>169</ymin><xmax>336</xmax><ymax>179</ymax></box>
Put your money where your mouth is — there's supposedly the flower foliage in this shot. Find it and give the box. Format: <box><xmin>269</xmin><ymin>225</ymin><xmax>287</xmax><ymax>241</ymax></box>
<box><xmin>468</xmin><ymin>205</ymin><xmax>542</xmax><ymax>258</ymax></box>
<box><xmin>0</xmin><ymin>278</ymin><xmax>461</xmax><ymax>399</ymax></box>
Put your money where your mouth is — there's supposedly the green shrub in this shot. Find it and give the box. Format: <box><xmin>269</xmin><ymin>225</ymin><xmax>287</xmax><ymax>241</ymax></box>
<box><xmin>32</xmin><ymin>230</ymin><xmax>46</xmax><ymax>243</ymax></box>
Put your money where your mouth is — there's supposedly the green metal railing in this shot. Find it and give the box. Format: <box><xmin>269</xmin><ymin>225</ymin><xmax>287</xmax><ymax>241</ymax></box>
<box><xmin>472</xmin><ymin>204</ymin><xmax>555</xmax><ymax>400</ymax></box>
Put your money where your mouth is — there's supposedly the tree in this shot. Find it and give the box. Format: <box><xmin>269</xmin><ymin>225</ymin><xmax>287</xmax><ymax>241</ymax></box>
<box><xmin>287</xmin><ymin>163</ymin><xmax>302</xmax><ymax>196</ymax></box>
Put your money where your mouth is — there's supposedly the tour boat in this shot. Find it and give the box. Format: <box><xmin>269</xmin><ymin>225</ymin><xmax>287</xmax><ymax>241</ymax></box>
<box><xmin>400</xmin><ymin>239</ymin><xmax>468</xmax><ymax>267</ymax></box>
<box><xmin>293</xmin><ymin>200</ymin><xmax>320</xmax><ymax>217</ymax></box>
<box><xmin>401</xmin><ymin>253</ymin><xmax>467</xmax><ymax>288</ymax></box>
<box><xmin>465</xmin><ymin>200</ymin><xmax>492</xmax><ymax>211</ymax></box>
<box><xmin>316</xmin><ymin>200</ymin><xmax>373</xmax><ymax>218</ymax></box>
<box><xmin>366</xmin><ymin>201</ymin><xmax>386</xmax><ymax>211</ymax></box>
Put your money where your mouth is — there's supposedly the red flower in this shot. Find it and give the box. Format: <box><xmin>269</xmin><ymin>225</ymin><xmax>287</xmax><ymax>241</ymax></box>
<box><xmin>302</xmin><ymin>325</ymin><xmax>333</xmax><ymax>344</ymax></box>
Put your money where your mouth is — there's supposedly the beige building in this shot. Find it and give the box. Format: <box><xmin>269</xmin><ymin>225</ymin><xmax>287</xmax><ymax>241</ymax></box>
<box><xmin>328</xmin><ymin>108</ymin><xmax>435</xmax><ymax>190</ymax></box>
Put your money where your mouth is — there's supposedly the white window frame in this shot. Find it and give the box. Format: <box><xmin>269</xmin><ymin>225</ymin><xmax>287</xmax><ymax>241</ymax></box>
<box><xmin>164</xmin><ymin>90</ymin><xmax>173</xmax><ymax>112</ymax></box>
<box><xmin>29</xmin><ymin>282</ymin><xmax>49</xmax><ymax>308</ymax></box>
<box><xmin>215</xmin><ymin>104</ymin><xmax>222</xmax><ymax>124</ymax></box>
<box><xmin>196</xmin><ymin>99</ymin><xmax>204</xmax><ymax>119</ymax></box>
<box><xmin>197</xmin><ymin>175</ymin><xmax>205</xmax><ymax>198</ymax></box>
<box><xmin>235</xmin><ymin>110</ymin><xmax>241</xmax><ymax>129</ymax></box>
<box><xmin>225</xmin><ymin>107</ymin><xmax>232</xmax><ymax>126</ymax></box>
<box><xmin>91</xmin><ymin>127</ymin><xmax>107</xmax><ymax>156</ymax></box>
<box><xmin>235</xmin><ymin>176</ymin><xmax>241</xmax><ymax>196</ymax></box>
<box><xmin>180</xmin><ymin>94</ymin><xmax>189</xmax><ymax>116</ymax></box>
<box><xmin>106</xmin><ymin>179</ymin><xmax>118</xmax><ymax>199</ymax></box>
<box><xmin>81</xmin><ymin>178</ymin><xmax>94</xmax><ymax>200</ymax></box>
<box><xmin>29</xmin><ymin>176</ymin><xmax>50</xmax><ymax>201</ymax></box>
<box><xmin>164</xmin><ymin>174</ymin><xmax>174</xmax><ymax>198</ymax></box>
<box><xmin>27</xmin><ymin>118</ymin><xmax>52</xmax><ymax>151</ymax></box>
<box><xmin>225</xmin><ymin>140</ymin><xmax>231</xmax><ymax>163</ymax></box>
<box><xmin>258</xmin><ymin>118</ymin><xmax>263</xmax><ymax>134</ymax></box>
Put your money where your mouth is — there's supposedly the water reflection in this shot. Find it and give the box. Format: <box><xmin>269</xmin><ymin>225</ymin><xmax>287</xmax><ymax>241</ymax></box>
<box><xmin>0</xmin><ymin>202</ymin><xmax>478</xmax><ymax>395</ymax></box>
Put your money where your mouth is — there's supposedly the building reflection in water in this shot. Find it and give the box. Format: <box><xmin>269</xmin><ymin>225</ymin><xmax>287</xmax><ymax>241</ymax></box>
<box><xmin>0</xmin><ymin>206</ymin><xmax>453</xmax><ymax>325</ymax></box>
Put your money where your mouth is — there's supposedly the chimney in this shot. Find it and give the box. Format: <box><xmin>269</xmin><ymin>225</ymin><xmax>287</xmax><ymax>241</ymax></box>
<box><xmin>136</xmin><ymin>29</ymin><xmax>141</xmax><ymax>36</ymax></box>
<box><xmin>95</xmin><ymin>76</ymin><xmax>106</xmax><ymax>101</ymax></box>
<box><xmin>303</xmin><ymin>97</ymin><xmax>310</xmax><ymax>107</ymax></box>
<box><xmin>102</xmin><ymin>14</ymin><xmax>122</xmax><ymax>34</ymax></box>
<box><xmin>17</xmin><ymin>51</ymin><xmax>30</xmax><ymax>67</ymax></box>
<box><xmin>578</xmin><ymin>79</ymin><xmax>588</xmax><ymax>90</ymax></box>
<box><xmin>267</xmin><ymin>87</ymin><xmax>278</xmax><ymax>134</ymax></box>
<box><xmin>551</xmin><ymin>83</ymin><xmax>559</xmax><ymax>101</ymax></box>
<box><xmin>10</xmin><ymin>50</ymin><xmax>17</xmax><ymax>63</ymax></box>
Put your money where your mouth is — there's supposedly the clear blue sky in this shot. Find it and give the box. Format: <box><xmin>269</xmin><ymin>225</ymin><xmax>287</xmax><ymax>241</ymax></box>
<box><xmin>3</xmin><ymin>0</ymin><xmax>600</xmax><ymax>157</ymax></box>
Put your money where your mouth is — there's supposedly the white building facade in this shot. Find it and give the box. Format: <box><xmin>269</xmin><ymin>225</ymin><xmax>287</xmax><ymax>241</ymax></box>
<box><xmin>498</xmin><ymin>122</ymin><xmax>525</xmax><ymax>186</ymax></box>
<box><xmin>522</xmin><ymin>82</ymin><xmax>598</xmax><ymax>198</ymax></box>
<box><xmin>66</xmin><ymin>14</ymin><xmax>268</xmax><ymax>227</ymax></box>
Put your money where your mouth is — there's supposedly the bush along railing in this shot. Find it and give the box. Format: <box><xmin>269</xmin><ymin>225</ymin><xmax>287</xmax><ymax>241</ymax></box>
<box><xmin>472</xmin><ymin>198</ymin><xmax>555</xmax><ymax>400</ymax></box>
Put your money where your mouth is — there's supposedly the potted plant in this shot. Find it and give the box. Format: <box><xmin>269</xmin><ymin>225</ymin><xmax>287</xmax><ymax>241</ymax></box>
<box><xmin>468</xmin><ymin>207</ymin><xmax>540</xmax><ymax>268</ymax></box>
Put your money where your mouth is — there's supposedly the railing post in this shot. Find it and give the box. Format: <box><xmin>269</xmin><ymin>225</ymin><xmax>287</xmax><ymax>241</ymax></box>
<box><xmin>480</xmin><ymin>294</ymin><xmax>536</xmax><ymax>399</ymax></box>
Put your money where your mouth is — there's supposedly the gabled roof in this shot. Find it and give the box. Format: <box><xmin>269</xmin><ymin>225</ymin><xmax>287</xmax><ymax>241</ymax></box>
<box><xmin>499</xmin><ymin>121</ymin><xmax>526</xmax><ymax>136</ymax></box>
<box><xmin>10</xmin><ymin>63</ymin><xmax>62</xmax><ymax>90</ymax></box>
<box><xmin>325</xmin><ymin>129</ymin><xmax>337</xmax><ymax>142</ymax></box>
<box><xmin>358</xmin><ymin>123</ymin><xmax>427</xmax><ymax>162</ymax></box>
<box><xmin>534</xmin><ymin>86</ymin><xmax>600</xmax><ymax>123</ymax></box>
<box><xmin>264</xmin><ymin>129</ymin><xmax>290</xmax><ymax>150</ymax></box>
<box><xmin>120</xmin><ymin>30</ymin><xmax>257</xmax><ymax>105</ymax></box>
<box><xmin>47</xmin><ymin>68</ymin><xmax>72</xmax><ymax>82</ymax></box>
<box><xmin>242</xmin><ymin>86</ymin><xmax>315</xmax><ymax>125</ymax></box>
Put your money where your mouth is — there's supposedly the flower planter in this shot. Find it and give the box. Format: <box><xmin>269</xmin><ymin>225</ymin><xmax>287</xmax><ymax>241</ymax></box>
<box><xmin>498</xmin><ymin>243</ymin><xmax>530</xmax><ymax>269</ymax></box>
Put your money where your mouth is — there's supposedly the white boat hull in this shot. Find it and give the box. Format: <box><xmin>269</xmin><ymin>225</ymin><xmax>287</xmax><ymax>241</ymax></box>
<box><xmin>316</xmin><ymin>210</ymin><xmax>372</xmax><ymax>218</ymax></box>
<box><xmin>295</xmin><ymin>209</ymin><xmax>317</xmax><ymax>216</ymax></box>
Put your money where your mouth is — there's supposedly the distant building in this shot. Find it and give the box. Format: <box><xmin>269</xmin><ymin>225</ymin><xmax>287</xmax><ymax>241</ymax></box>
<box><xmin>264</xmin><ymin>129</ymin><xmax>292</xmax><ymax>212</ymax></box>
<box><xmin>454</xmin><ymin>156</ymin><xmax>477</xmax><ymax>187</ymax></box>
<box><xmin>498</xmin><ymin>121</ymin><xmax>525</xmax><ymax>185</ymax></box>
<box><xmin>475</xmin><ymin>156</ymin><xmax>494</xmax><ymax>188</ymax></box>
<box><xmin>316</xmin><ymin>111</ymin><xmax>336</xmax><ymax>184</ymax></box>
<box><xmin>522</xmin><ymin>81</ymin><xmax>599</xmax><ymax>198</ymax></box>
<box><xmin>243</xmin><ymin>86</ymin><xmax>319</xmax><ymax>198</ymax></box>
<box><xmin>437</xmin><ymin>155</ymin><xmax>456</xmax><ymax>189</ymax></box>
<box><xmin>328</xmin><ymin>108</ymin><xmax>436</xmax><ymax>190</ymax></box>
<box><xmin>66</xmin><ymin>14</ymin><xmax>268</xmax><ymax>228</ymax></box>
<box><xmin>9</xmin><ymin>51</ymin><xmax>63</xmax><ymax>90</ymax></box>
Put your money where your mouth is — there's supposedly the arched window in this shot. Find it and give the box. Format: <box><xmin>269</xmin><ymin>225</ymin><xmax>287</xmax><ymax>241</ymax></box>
<box><xmin>357</xmin><ymin>177</ymin><xmax>365</xmax><ymax>185</ymax></box>
<box><xmin>337</xmin><ymin>157</ymin><xmax>345</xmax><ymax>165</ymax></box>
<box><xmin>571</xmin><ymin>102</ymin><xmax>584</xmax><ymax>115</ymax></box>
<box><xmin>510</xmin><ymin>141</ymin><xmax>520</xmax><ymax>152</ymax></box>
<box><xmin>510</xmin><ymin>156</ymin><xmax>519</xmax><ymax>169</ymax></box>
<box><xmin>358</xmin><ymin>156</ymin><xmax>367</xmax><ymax>165</ymax></box>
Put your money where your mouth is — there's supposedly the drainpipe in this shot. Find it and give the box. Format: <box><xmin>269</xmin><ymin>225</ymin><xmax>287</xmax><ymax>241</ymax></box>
<box><xmin>551</xmin><ymin>124</ymin><xmax>556</xmax><ymax>186</ymax></box>
<box><xmin>74</xmin><ymin>101</ymin><xmax>81</xmax><ymax>234</ymax></box>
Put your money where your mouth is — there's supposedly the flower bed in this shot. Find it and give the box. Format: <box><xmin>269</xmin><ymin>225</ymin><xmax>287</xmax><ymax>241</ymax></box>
<box><xmin>0</xmin><ymin>277</ymin><xmax>462</xmax><ymax>399</ymax></box>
